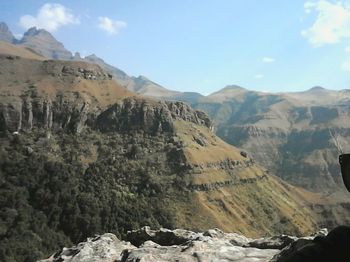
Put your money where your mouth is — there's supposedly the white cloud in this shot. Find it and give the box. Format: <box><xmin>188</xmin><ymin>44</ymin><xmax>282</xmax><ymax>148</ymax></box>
<box><xmin>98</xmin><ymin>17</ymin><xmax>127</xmax><ymax>35</ymax></box>
<box><xmin>302</xmin><ymin>0</ymin><xmax>350</xmax><ymax>46</ymax></box>
<box><xmin>254</xmin><ymin>74</ymin><xmax>264</xmax><ymax>79</ymax></box>
<box><xmin>19</xmin><ymin>3</ymin><xmax>79</xmax><ymax>32</ymax></box>
<box><xmin>345</xmin><ymin>46</ymin><xmax>350</xmax><ymax>52</ymax></box>
<box><xmin>262</xmin><ymin>57</ymin><xmax>275</xmax><ymax>63</ymax></box>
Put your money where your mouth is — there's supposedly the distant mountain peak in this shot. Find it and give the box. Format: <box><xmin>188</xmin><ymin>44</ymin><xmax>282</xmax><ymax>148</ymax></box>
<box><xmin>222</xmin><ymin>85</ymin><xmax>246</xmax><ymax>91</ymax></box>
<box><xmin>73</xmin><ymin>52</ymin><xmax>82</xmax><ymax>60</ymax></box>
<box><xmin>86</xmin><ymin>53</ymin><xmax>98</xmax><ymax>58</ymax></box>
<box><xmin>19</xmin><ymin>26</ymin><xmax>72</xmax><ymax>60</ymax></box>
<box><xmin>0</xmin><ymin>22</ymin><xmax>16</xmax><ymax>43</ymax></box>
<box><xmin>85</xmin><ymin>54</ymin><xmax>112</xmax><ymax>65</ymax></box>
<box><xmin>21</xmin><ymin>27</ymin><xmax>55</xmax><ymax>40</ymax></box>
<box><xmin>209</xmin><ymin>85</ymin><xmax>247</xmax><ymax>97</ymax></box>
<box><xmin>308</xmin><ymin>86</ymin><xmax>326</xmax><ymax>92</ymax></box>
<box><xmin>132</xmin><ymin>75</ymin><xmax>160</xmax><ymax>86</ymax></box>
<box><xmin>0</xmin><ymin>22</ymin><xmax>10</xmax><ymax>32</ymax></box>
<box><xmin>136</xmin><ymin>75</ymin><xmax>150</xmax><ymax>81</ymax></box>
<box><xmin>23</xmin><ymin>27</ymin><xmax>39</xmax><ymax>36</ymax></box>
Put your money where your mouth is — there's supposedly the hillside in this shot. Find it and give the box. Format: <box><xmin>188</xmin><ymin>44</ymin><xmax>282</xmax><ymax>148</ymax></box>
<box><xmin>1</xmin><ymin>50</ymin><xmax>348</xmax><ymax>261</ymax></box>
<box><xmin>0</xmin><ymin>40</ymin><xmax>45</xmax><ymax>60</ymax></box>
<box><xmin>186</xmin><ymin>86</ymin><xmax>350</xmax><ymax>194</ymax></box>
<box><xmin>0</xmin><ymin>22</ymin><xmax>181</xmax><ymax>98</ymax></box>
<box><xmin>82</xmin><ymin>54</ymin><xmax>181</xmax><ymax>97</ymax></box>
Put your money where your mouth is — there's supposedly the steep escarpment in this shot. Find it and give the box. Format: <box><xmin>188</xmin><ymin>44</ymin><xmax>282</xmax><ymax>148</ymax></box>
<box><xmin>0</xmin><ymin>55</ymin><xmax>333</xmax><ymax>262</ymax></box>
<box><xmin>187</xmin><ymin>86</ymin><xmax>350</xmax><ymax>194</ymax></box>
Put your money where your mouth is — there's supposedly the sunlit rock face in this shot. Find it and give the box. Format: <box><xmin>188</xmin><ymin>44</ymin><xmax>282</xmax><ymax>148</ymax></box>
<box><xmin>41</xmin><ymin>227</ymin><xmax>330</xmax><ymax>262</ymax></box>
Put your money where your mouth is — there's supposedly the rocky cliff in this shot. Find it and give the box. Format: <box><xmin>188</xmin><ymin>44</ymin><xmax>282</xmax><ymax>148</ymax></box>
<box><xmin>0</xmin><ymin>54</ymin><xmax>210</xmax><ymax>135</ymax></box>
<box><xmin>40</xmin><ymin>227</ymin><xmax>329</xmax><ymax>262</ymax></box>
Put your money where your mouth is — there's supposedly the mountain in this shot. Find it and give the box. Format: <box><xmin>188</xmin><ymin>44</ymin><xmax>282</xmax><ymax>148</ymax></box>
<box><xmin>0</xmin><ymin>22</ymin><xmax>16</xmax><ymax>43</ymax></box>
<box><xmin>83</xmin><ymin>54</ymin><xmax>132</xmax><ymax>87</ymax></box>
<box><xmin>83</xmin><ymin>54</ymin><xmax>181</xmax><ymax>97</ymax></box>
<box><xmin>0</xmin><ymin>41</ymin><xmax>45</xmax><ymax>60</ymax></box>
<box><xmin>3</xmin><ymin>45</ymin><xmax>350</xmax><ymax>261</ymax></box>
<box><xmin>18</xmin><ymin>27</ymin><xmax>72</xmax><ymax>60</ymax></box>
<box><xmin>0</xmin><ymin>22</ymin><xmax>183</xmax><ymax>98</ymax></box>
<box><xmin>183</xmin><ymin>86</ymin><xmax>350</xmax><ymax>193</ymax></box>
<box><xmin>129</xmin><ymin>75</ymin><xmax>181</xmax><ymax>97</ymax></box>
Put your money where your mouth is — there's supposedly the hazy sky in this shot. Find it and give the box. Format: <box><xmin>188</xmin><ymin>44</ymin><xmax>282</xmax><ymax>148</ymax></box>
<box><xmin>1</xmin><ymin>0</ymin><xmax>350</xmax><ymax>94</ymax></box>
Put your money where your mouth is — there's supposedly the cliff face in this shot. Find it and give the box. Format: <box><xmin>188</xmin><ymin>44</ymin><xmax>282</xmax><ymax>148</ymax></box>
<box><xmin>186</xmin><ymin>87</ymin><xmax>350</xmax><ymax>194</ymax></box>
<box><xmin>0</xmin><ymin>90</ymin><xmax>211</xmax><ymax>136</ymax></box>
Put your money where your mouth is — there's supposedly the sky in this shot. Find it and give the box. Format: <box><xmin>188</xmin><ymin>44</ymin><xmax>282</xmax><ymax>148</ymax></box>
<box><xmin>1</xmin><ymin>0</ymin><xmax>350</xmax><ymax>94</ymax></box>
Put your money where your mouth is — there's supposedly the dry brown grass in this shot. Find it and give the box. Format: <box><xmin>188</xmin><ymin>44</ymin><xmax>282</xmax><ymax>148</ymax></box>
<box><xmin>0</xmin><ymin>54</ymin><xmax>134</xmax><ymax>107</ymax></box>
<box><xmin>171</xmin><ymin>119</ymin><xmax>324</xmax><ymax>236</ymax></box>
<box><xmin>0</xmin><ymin>41</ymin><xmax>45</xmax><ymax>60</ymax></box>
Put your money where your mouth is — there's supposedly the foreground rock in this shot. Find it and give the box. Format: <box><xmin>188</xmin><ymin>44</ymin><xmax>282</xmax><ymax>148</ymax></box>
<box><xmin>39</xmin><ymin>234</ymin><xmax>136</xmax><ymax>262</ymax></box>
<box><xmin>41</xmin><ymin>227</ymin><xmax>329</xmax><ymax>262</ymax></box>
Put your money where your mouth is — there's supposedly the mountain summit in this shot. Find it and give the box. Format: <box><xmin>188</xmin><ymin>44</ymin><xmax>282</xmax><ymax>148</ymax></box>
<box><xmin>0</xmin><ymin>23</ymin><xmax>181</xmax><ymax>98</ymax></box>
<box><xmin>306</xmin><ymin>86</ymin><xmax>327</xmax><ymax>92</ymax></box>
<box><xmin>18</xmin><ymin>26</ymin><xmax>72</xmax><ymax>59</ymax></box>
<box><xmin>0</xmin><ymin>22</ymin><xmax>15</xmax><ymax>43</ymax></box>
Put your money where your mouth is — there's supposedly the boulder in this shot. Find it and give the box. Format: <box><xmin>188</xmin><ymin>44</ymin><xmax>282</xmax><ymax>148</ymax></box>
<box><xmin>42</xmin><ymin>228</ymin><xmax>337</xmax><ymax>262</ymax></box>
<box><xmin>39</xmin><ymin>233</ymin><xmax>135</xmax><ymax>262</ymax></box>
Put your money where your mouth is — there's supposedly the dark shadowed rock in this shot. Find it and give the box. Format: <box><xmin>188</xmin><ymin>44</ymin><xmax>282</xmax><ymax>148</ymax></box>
<box><xmin>246</xmin><ymin>235</ymin><xmax>297</xmax><ymax>250</ymax></box>
<box><xmin>126</xmin><ymin>226</ymin><xmax>201</xmax><ymax>247</ymax></box>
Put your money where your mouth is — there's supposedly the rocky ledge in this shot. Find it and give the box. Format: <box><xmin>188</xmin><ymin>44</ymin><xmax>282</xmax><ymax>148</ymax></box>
<box><xmin>1</xmin><ymin>95</ymin><xmax>213</xmax><ymax>135</ymax></box>
<box><xmin>40</xmin><ymin>227</ymin><xmax>328</xmax><ymax>262</ymax></box>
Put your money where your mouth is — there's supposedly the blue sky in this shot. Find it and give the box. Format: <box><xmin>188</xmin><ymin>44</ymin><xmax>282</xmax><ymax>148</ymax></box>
<box><xmin>1</xmin><ymin>0</ymin><xmax>350</xmax><ymax>94</ymax></box>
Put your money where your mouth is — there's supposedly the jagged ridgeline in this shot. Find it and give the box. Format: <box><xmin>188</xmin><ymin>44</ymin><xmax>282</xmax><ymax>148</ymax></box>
<box><xmin>0</xmin><ymin>46</ymin><xmax>339</xmax><ymax>261</ymax></box>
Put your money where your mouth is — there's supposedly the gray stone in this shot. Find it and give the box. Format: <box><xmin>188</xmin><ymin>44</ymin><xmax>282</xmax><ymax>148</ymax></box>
<box><xmin>39</xmin><ymin>233</ymin><xmax>135</xmax><ymax>262</ymax></box>
<box><xmin>42</xmin><ymin>228</ymin><xmax>333</xmax><ymax>262</ymax></box>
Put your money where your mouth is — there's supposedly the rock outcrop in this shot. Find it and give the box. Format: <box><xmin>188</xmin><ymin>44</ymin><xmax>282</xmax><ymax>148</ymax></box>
<box><xmin>0</xmin><ymin>22</ymin><xmax>16</xmax><ymax>43</ymax></box>
<box><xmin>42</xmin><ymin>227</ymin><xmax>329</xmax><ymax>262</ymax></box>
<box><xmin>0</xmin><ymin>93</ymin><xmax>211</xmax><ymax>136</ymax></box>
<box><xmin>0</xmin><ymin>55</ymin><xmax>211</xmax><ymax>135</ymax></box>
<box><xmin>40</xmin><ymin>234</ymin><xmax>136</xmax><ymax>262</ymax></box>
<box><xmin>18</xmin><ymin>27</ymin><xmax>72</xmax><ymax>59</ymax></box>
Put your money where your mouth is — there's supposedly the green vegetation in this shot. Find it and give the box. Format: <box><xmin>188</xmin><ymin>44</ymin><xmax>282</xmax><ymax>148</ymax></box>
<box><xmin>0</xmin><ymin>129</ymin><xmax>182</xmax><ymax>261</ymax></box>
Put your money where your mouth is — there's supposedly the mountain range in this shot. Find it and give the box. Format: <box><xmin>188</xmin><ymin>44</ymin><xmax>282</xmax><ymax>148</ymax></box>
<box><xmin>0</xmin><ymin>22</ymin><xmax>180</xmax><ymax>98</ymax></box>
<box><xmin>1</xmin><ymin>21</ymin><xmax>348</xmax><ymax>195</ymax></box>
<box><xmin>1</xmin><ymin>22</ymin><xmax>350</xmax><ymax>261</ymax></box>
<box><xmin>186</xmin><ymin>85</ymin><xmax>350</xmax><ymax>194</ymax></box>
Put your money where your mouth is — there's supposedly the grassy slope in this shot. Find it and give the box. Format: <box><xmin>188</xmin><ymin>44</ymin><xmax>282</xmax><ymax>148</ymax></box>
<box><xmin>171</xmin><ymin>120</ymin><xmax>322</xmax><ymax>237</ymax></box>
<box><xmin>0</xmin><ymin>41</ymin><xmax>45</xmax><ymax>60</ymax></box>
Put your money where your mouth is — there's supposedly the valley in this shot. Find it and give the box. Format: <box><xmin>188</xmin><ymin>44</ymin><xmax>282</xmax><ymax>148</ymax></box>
<box><xmin>1</xmin><ymin>21</ymin><xmax>350</xmax><ymax>261</ymax></box>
